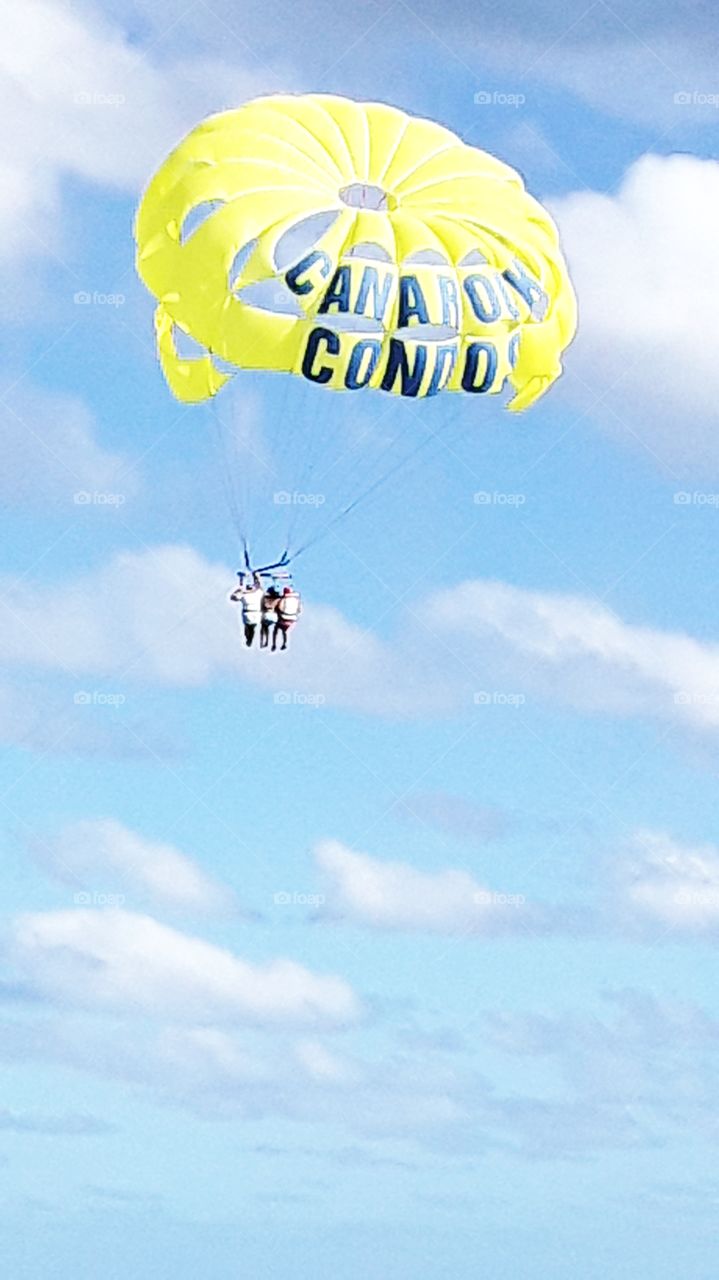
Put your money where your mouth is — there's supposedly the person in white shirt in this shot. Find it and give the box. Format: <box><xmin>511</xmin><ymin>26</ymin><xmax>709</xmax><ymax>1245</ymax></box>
<box><xmin>272</xmin><ymin>585</ymin><xmax>302</xmax><ymax>651</ymax></box>
<box><xmin>229</xmin><ymin>574</ymin><xmax>264</xmax><ymax>648</ymax></box>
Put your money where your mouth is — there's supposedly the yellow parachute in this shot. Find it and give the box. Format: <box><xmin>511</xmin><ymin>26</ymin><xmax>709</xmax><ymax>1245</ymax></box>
<box><xmin>135</xmin><ymin>93</ymin><xmax>576</xmax><ymax>410</ymax></box>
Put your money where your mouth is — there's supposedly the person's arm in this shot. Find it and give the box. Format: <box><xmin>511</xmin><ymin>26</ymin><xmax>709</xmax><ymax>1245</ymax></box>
<box><xmin>229</xmin><ymin>587</ymin><xmax>243</xmax><ymax>602</ymax></box>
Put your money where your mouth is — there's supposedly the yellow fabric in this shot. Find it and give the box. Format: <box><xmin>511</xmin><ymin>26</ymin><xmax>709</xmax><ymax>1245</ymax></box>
<box><xmin>135</xmin><ymin>93</ymin><xmax>576</xmax><ymax>406</ymax></box>
<box><xmin>154</xmin><ymin>305</ymin><xmax>230</xmax><ymax>401</ymax></box>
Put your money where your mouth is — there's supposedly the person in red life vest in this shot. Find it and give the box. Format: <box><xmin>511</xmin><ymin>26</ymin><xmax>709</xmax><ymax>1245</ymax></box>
<box><xmin>273</xmin><ymin>585</ymin><xmax>302</xmax><ymax>651</ymax></box>
<box><xmin>229</xmin><ymin>573</ymin><xmax>264</xmax><ymax>648</ymax></box>
<box><xmin>260</xmin><ymin>585</ymin><xmax>280</xmax><ymax>649</ymax></box>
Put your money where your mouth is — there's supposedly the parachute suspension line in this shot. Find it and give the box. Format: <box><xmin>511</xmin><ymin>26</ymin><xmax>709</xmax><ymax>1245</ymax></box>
<box><xmin>209</xmin><ymin>394</ymin><xmax>251</xmax><ymax>569</ymax></box>
<box><xmin>270</xmin><ymin>371</ymin><xmax>304</xmax><ymax>565</ymax></box>
<box><xmin>289</xmin><ymin>415</ymin><xmax>453</xmax><ymax>563</ymax></box>
<box><xmin>254</xmin><ymin>550</ymin><xmax>291</xmax><ymax>576</ymax></box>
<box><xmin>280</xmin><ymin>381</ymin><xmax>336</xmax><ymax>559</ymax></box>
<box><xmin>232</xmin><ymin>366</ymin><xmax>303</xmax><ymax>568</ymax></box>
<box><xmin>283</xmin><ymin>394</ymin><xmax>409</xmax><ymax>562</ymax></box>
<box><xmin>291</xmin><ymin>391</ymin><xmax>399</xmax><ymax>552</ymax></box>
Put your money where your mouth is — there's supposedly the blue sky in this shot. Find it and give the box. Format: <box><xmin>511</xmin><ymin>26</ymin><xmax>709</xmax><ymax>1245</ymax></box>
<box><xmin>2</xmin><ymin>3</ymin><xmax>719</xmax><ymax>1277</ymax></box>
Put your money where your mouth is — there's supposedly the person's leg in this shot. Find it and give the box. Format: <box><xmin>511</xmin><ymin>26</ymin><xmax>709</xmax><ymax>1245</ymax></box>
<box><xmin>245</xmin><ymin>623</ymin><xmax>255</xmax><ymax>647</ymax></box>
<box><xmin>260</xmin><ymin>621</ymin><xmax>268</xmax><ymax>648</ymax></box>
<box><xmin>271</xmin><ymin>621</ymin><xmax>279</xmax><ymax>651</ymax></box>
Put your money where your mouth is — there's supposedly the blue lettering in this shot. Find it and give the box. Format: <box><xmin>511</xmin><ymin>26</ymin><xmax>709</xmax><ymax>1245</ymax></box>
<box><xmin>398</xmin><ymin>275</ymin><xmax>429</xmax><ymax>328</ymax></box>
<box><xmin>354</xmin><ymin>266</ymin><xmax>392</xmax><ymax>323</ymax></box>
<box><xmin>285</xmin><ymin>250</ymin><xmax>331</xmax><ymax>296</ymax></box>
<box><xmin>380</xmin><ymin>339</ymin><xmax>428</xmax><ymax>397</ymax></box>
<box><xmin>503</xmin><ymin>259</ymin><xmax>548</xmax><ymax>319</ymax></box>
<box><xmin>462</xmin><ymin>341</ymin><xmax>498</xmax><ymax>393</ymax></box>
<box><xmin>426</xmin><ymin>344</ymin><xmax>457</xmax><ymax>397</ymax></box>
<box><xmin>318</xmin><ymin>265</ymin><xmax>352</xmax><ymax>314</ymax></box>
<box><xmin>438</xmin><ymin>275</ymin><xmax>459</xmax><ymax>329</ymax></box>
<box><xmin>302</xmin><ymin>327</ymin><xmax>340</xmax><ymax>384</ymax></box>
<box><xmin>464</xmin><ymin>273</ymin><xmax>501</xmax><ymax>323</ymax></box>
<box><xmin>345</xmin><ymin>339</ymin><xmax>382</xmax><ymax>390</ymax></box>
<box><xmin>495</xmin><ymin>273</ymin><xmax>521</xmax><ymax>320</ymax></box>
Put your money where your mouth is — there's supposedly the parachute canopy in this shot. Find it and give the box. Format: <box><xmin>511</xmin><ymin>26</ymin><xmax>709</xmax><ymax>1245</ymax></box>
<box><xmin>135</xmin><ymin>93</ymin><xmax>576</xmax><ymax>410</ymax></box>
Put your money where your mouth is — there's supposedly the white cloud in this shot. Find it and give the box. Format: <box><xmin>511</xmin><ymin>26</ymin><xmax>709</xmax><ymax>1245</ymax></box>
<box><xmin>613</xmin><ymin>829</ymin><xmax>719</xmax><ymax>936</ymax></box>
<box><xmin>1</xmin><ymin>0</ymin><xmax>712</xmax><ymax>281</ymax></box>
<box><xmin>0</xmin><ymin>543</ymin><xmax>441</xmax><ymax>713</ymax></box>
<box><xmin>4</xmin><ymin>547</ymin><xmax>719</xmax><ymax>733</ymax></box>
<box><xmin>10</xmin><ymin>908</ymin><xmax>363</xmax><ymax>1028</ymax></box>
<box><xmin>0</xmin><ymin>384</ymin><xmax>135</xmax><ymax>507</ymax></box>
<box><xmin>482</xmin><ymin>985</ymin><xmax>719</xmax><ymax>1143</ymax></box>
<box><xmin>37</xmin><ymin>818</ymin><xmax>237</xmax><ymax>915</ymax></box>
<box><xmin>432</xmin><ymin>578</ymin><xmax>719</xmax><ymax>731</ymax></box>
<box><xmin>555</xmin><ymin>154</ymin><xmax>719</xmax><ymax>470</ymax></box>
<box><xmin>0</xmin><ymin>161</ymin><xmax>58</xmax><ymax>263</ymax></box>
<box><xmin>315</xmin><ymin>839</ymin><xmax>537</xmax><ymax>935</ymax></box>
<box><xmin>481</xmin><ymin>31</ymin><xmax>712</xmax><ymax>132</ymax></box>
<box><xmin>0</xmin><ymin>1008</ymin><xmax>474</xmax><ymax>1149</ymax></box>
<box><xmin>0</xmin><ymin>545</ymin><xmax>236</xmax><ymax>686</ymax></box>
<box><xmin>94</xmin><ymin>0</ymin><xmax>719</xmax><ymax>130</ymax></box>
<box><xmin>293</xmin><ymin>1038</ymin><xmax>359</xmax><ymax>1083</ymax></box>
<box><xmin>0</xmin><ymin>995</ymin><xmax>675</xmax><ymax>1158</ymax></box>
<box><xmin>406</xmin><ymin>1</ymin><xmax>719</xmax><ymax>130</ymax></box>
<box><xmin>0</xmin><ymin>0</ymin><xmax>288</xmax><ymax>262</ymax></box>
<box><xmin>316</xmin><ymin>824</ymin><xmax>719</xmax><ymax>945</ymax></box>
<box><xmin>0</xmin><ymin>677</ymin><xmax>178</xmax><ymax>760</ymax></box>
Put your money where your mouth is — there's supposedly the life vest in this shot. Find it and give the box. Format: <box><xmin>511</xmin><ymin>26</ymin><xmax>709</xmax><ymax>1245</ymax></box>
<box><xmin>277</xmin><ymin>591</ymin><xmax>301</xmax><ymax>621</ymax></box>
